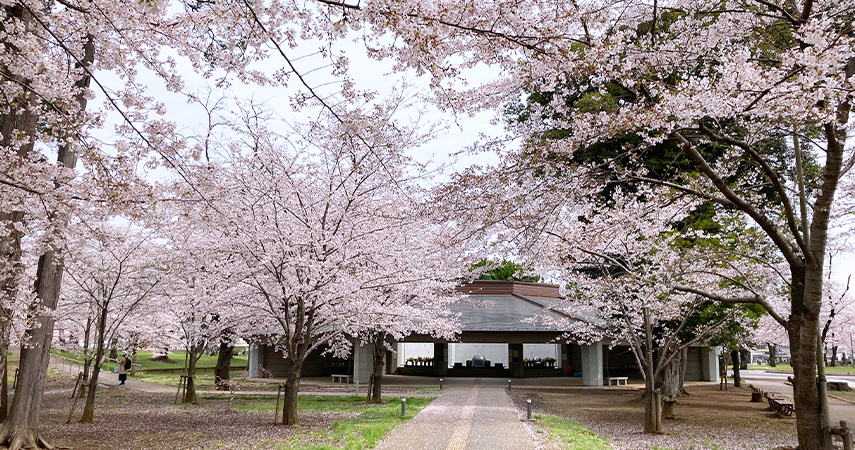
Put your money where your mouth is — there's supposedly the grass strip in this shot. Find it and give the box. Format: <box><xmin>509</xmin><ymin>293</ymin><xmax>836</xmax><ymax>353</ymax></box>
<box><xmin>534</xmin><ymin>413</ymin><xmax>613</xmax><ymax>450</ymax></box>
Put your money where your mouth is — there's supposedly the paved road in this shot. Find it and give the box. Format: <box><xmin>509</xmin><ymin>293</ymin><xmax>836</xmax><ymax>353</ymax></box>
<box><xmin>375</xmin><ymin>378</ymin><xmax>535</xmax><ymax>450</ymax></box>
<box><xmin>735</xmin><ymin>370</ymin><xmax>855</xmax><ymax>423</ymax></box>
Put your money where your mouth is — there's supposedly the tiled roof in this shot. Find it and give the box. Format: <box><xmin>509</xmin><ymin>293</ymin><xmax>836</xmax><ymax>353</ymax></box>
<box><xmin>454</xmin><ymin>293</ymin><xmax>582</xmax><ymax>332</ymax></box>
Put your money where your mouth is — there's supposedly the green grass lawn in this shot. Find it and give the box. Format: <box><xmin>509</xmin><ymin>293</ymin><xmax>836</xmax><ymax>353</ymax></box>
<box><xmin>135</xmin><ymin>369</ymin><xmax>262</xmax><ymax>389</ymax></box>
<box><xmin>50</xmin><ymin>349</ymin><xmax>248</xmax><ymax>372</ymax></box>
<box><xmin>201</xmin><ymin>394</ymin><xmax>433</xmax><ymax>450</ymax></box>
<box><xmin>533</xmin><ymin>413</ymin><xmax>613</xmax><ymax>449</ymax></box>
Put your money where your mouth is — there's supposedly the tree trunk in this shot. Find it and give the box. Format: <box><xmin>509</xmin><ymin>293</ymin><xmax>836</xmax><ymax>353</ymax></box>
<box><xmin>80</xmin><ymin>308</ymin><xmax>108</xmax><ymax>423</ymax></box>
<box><xmin>830</xmin><ymin>346</ymin><xmax>838</xmax><ymax>367</ymax></box>
<box><xmin>282</xmin><ymin>364</ymin><xmax>301</xmax><ymax>425</ymax></box>
<box><xmin>660</xmin><ymin>347</ymin><xmax>681</xmax><ymax>419</ymax></box>
<box><xmin>80</xmin><ymin>315</ymin><xmax>93</xmax><ymax>398</ymax></box>
<box><xmin>740</xmin><ymin>349</ymin><xmax>750</xmax><ymax>370</ymax></box>
<box><xmin>183</xmin><ymin>348</ymin><xmax>201</xmax><ymax>404</ymax></box>
<box><xmin>789</xmin><ymin>262</ymin><xmax>832</xmax><ymax>450</ymax></box>
<box><xmin>0</xmin><ymin>212</ymin><xmax>23</xmax><ymax>423</ymax></box>
<box><xmin>369</xmin><ymin>334</ymin><xmax>385</xmax><ymax>404</ymax></box>
<box><xmin>643</xmin><ymin>379</ymin><xmax>662</xmax><ymax>433</ymax></box>
<box><xmin>0</xmin><ymin>319</ymin><xmax>9</xmax><ymax>422</ymax></box>
<box><xmin>769</xmin><ymin>343</ymin><xmax>777</xmax><ymax>367</ymax></box>
<box><xmin>0</xmin><ymin>21</ymin><xmax>93</xmax><ymax>447</ymax></box>
<box><xmin>214</xmin><ymin>338</ymin><xmax>233</xmax><ymax>387</ymax></box>
<box><xmin>642</xmin><ymin>307</ymin><xmax>661</xmax><ymax>433</ymax></box>
<box><xmin>0</xmin><ymin>251</ymin><xmax>65</xmax><ymax>449</ymax></box>
<box><xmin>0</xmin><ymin>0</ymin><xmax>38</xmax><ymax>424</ymax></box>
<box><xmin>730</xmin><ymin>350</ymin><xmax>741</xmax><ymax>388</ymax></box>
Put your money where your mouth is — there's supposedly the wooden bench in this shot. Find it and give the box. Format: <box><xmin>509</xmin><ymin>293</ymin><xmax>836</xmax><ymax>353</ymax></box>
<box><xmin>748</xmin><ymin>385</ymin><xmax>794</xmax><ymax>417</ymax></box>
<box><xmin>605</xmin><ymin>377</ymin><xmax>628</xmax><ymax>386</ymax></box>
<box><xmin>776</xmin><ymin>402</ymin><xmax>795</xmax><ymax>416</ymax></box>
<box><xmin>331</xmin><ymin>374</ymin><xmax>351</xmax><ymax>383</ymax></box>
<box><xmin>765</xmin><ymin>395</ymin><xmax>795</xmax><ymax>416</ymax></box>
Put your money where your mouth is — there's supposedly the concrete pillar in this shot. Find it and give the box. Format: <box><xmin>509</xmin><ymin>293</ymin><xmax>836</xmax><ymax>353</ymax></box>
<box><xmin>701</xmin><ymin>347</ymin><xmax>719</xmax><ymax>382</ymax></box>
<box><xmin>248</xmin><ymin>346</ymin><xmax>260</xmax><ymax>378</ymax></box>
<box><xmin>509</xmin><ymin>343</ymin><xmax>524</xmax><ymax>378</ymax></box>
<box><xmin>353</xmin><ymin>341</ymin><xmax>373</xmax><ymax>385</ymax></box>
<box><xmin>581</xmin><ymin>341</ymin><xmax>603</xmax><ymax>386</ymax></box>
<box><xmin>560</xmin><ymin>343</ymin><xmax>569</xmax><ymax>376</ymax></box>
<box><xmin>396</xmin><ymin>343</ymin><xmax>406</xmax><ymax>367</ymax></box>
<box><xmin>434</xmin><ymin>343</ymin><xmax>448</xmax><ymax>376</ymax></box>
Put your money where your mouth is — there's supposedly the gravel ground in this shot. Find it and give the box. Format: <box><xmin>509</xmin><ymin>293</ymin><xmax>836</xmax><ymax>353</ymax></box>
<box><xmin>509</xmin><ymin>384</ymin><xmax>800</xmax><ymax>450</ymax></box>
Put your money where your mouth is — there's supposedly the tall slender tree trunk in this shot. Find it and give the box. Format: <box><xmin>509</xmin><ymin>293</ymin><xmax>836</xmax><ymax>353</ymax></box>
<box><xmin>0</xmin><ymin>213</ymin><xmax>22</xmax><ymax>423</ymax></box>
<box><xmin>0</xmin><ymin>319</ymin><xmax>10</xmax><ymax>422</ymax></box>
<box><xmin>369</xmin><ymin>333</ymin><xmax>385</xmax><ymax>404</ymax></box>
<box><xmin>642</xmin><ymin>308</ymin><xmax>661</xmax><ymax>433</ymax></box>
<box><xmin>0</xmin><ymin>32</ymin><xmax>94</xmax><ymax>448</ymax></box>
<box><xmin>0</xmin><ymin>0</ymin><xmax>39</xmax><ymax>426</ymax></box>
<box><xmin>730</xmin><ymin>350</ymin><xmax>741</xmax><ymax>388</ymax></box>
<box><xmin>678</xmin><ymin>347</ymin><xmax>689</xmax><ymax>395</ymax></box>
<box><xmin>80</xmin><ymin>315</ymin><xmax>93</xmax><ymax>398</ymax></box>
<box><xmin>80</xmin><ymin>308</ymin><xmax>107</xmax><ymax>423</ymax></box>
<box><xmin>0</xmin><ymin>249</ymin><xmax>66</xmax><ymax>449</ymax></box>
<box><xmin>183</xmin><ymin>347</ymin><xmax>201</xmax><ymax>404</ymax></box>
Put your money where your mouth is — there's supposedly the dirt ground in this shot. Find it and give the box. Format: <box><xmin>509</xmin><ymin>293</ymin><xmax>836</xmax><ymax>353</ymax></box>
<box><xmin>36</xmin><ymin>375</ymin><xmax>431</xmax><ymax>450</ymax></box>
<box><xmin>510</xmin><ymin>384</ymin><xmax>800</xmax><ymax>450</ymax></box>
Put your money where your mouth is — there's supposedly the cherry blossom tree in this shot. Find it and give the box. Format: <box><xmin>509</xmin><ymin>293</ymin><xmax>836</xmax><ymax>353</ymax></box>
<box><xmin>59</xmin><ymin>220</ymin><xmax>164</xmax><ymax>422</ymax></box>
<box><xmin>168</xmin><ymin>101</ymin><xmax>461</xmax><ymax>424</ymax></box>
<box><xmin>355</xmin><ymin>1</ymin><xmax>855</xmax><ymax>446</ymax></box>
<box><xmin>493</xmin><ymin>181</ymin><xmax>769</xmax><ymax>433</ymax></box>
<box><xmin>155</xmin><ymin>222</ymin><xmax>245</xmax><ymax>404</ymax></box>
<box><xmin>354</xmin><ymin>217</ymin><xmax>463</xmax><ymax>403</ymax></box>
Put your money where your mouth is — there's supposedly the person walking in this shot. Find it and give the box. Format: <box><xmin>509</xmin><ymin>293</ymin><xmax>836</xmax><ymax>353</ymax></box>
<box><xmin>118</xmin><ymin>353</ymin><xmax>129</xmax><ymax>385</ymax></box>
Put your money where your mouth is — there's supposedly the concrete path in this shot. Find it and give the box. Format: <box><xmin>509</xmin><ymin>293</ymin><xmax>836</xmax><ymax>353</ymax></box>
<box><xmin>375</xmin><ymin>378</ymin><xmax>535</xmax><ymax>450</ymax></box>
<box><xmin>738</xmin><ymin>370</ymin><xmax>855</xmax><ymax>423</ymax></box>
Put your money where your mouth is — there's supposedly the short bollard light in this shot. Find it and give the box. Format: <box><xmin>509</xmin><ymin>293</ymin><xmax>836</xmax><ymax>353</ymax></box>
<box><xmin>526</xmin><ymin>399</ymin><xmax>532</xmax><ymax>421</ymax></box>
<box><xmin>508</xmin><ymin>379</ymin><xmax>512</xmax><ymax>390</ymax></box>
<box><xmin>440</xmin><ymin>378</ymin><xmax>443</xmax><ymax>391</ymax></box>
<box><xmin>402</xmin><ymin>398</ymin><xmax>406</xmax><ymax>417</ymax></box>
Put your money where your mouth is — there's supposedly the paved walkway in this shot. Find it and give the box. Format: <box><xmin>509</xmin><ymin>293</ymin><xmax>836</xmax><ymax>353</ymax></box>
<box><xmin>738</xmin><ymin>370</ymin><xmax>855</xmax><ymax>423</ymax></box>
<box><xmin>375</xmin><ymin>378</ymin><xmax>535</xmax><ymax>450</ymax></box>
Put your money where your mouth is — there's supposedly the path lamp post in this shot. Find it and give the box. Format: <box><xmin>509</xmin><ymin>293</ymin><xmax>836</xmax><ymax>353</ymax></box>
<box><xmin>401</xmin><ymin>398</ymin><xmax>406</xmax><ymax>418</ymax></box>
<box><xmin>526</xmin><ymin>399</ymin><xmax>532</xmax><ymax>420</ymax></box>
<box><xmin>508</xmin><ymin>379</ymin><xmax>512</xmax><ymax>390</ymax></box>
<box><xmin>440</xmin><ymin>378</ymin><xmax>443</xmax><ymax>391</ymax></box>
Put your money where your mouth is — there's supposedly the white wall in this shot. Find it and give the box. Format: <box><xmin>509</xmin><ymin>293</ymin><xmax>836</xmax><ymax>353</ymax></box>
<box><xmin>450</xmin><ymin>344</ymin><xmax>508</xmax><ymax>367</ymax></box>
<box><xmin>397</xmin><ymin>343</ymin><xmax>435</xmax><ymax>366</ymax></box>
